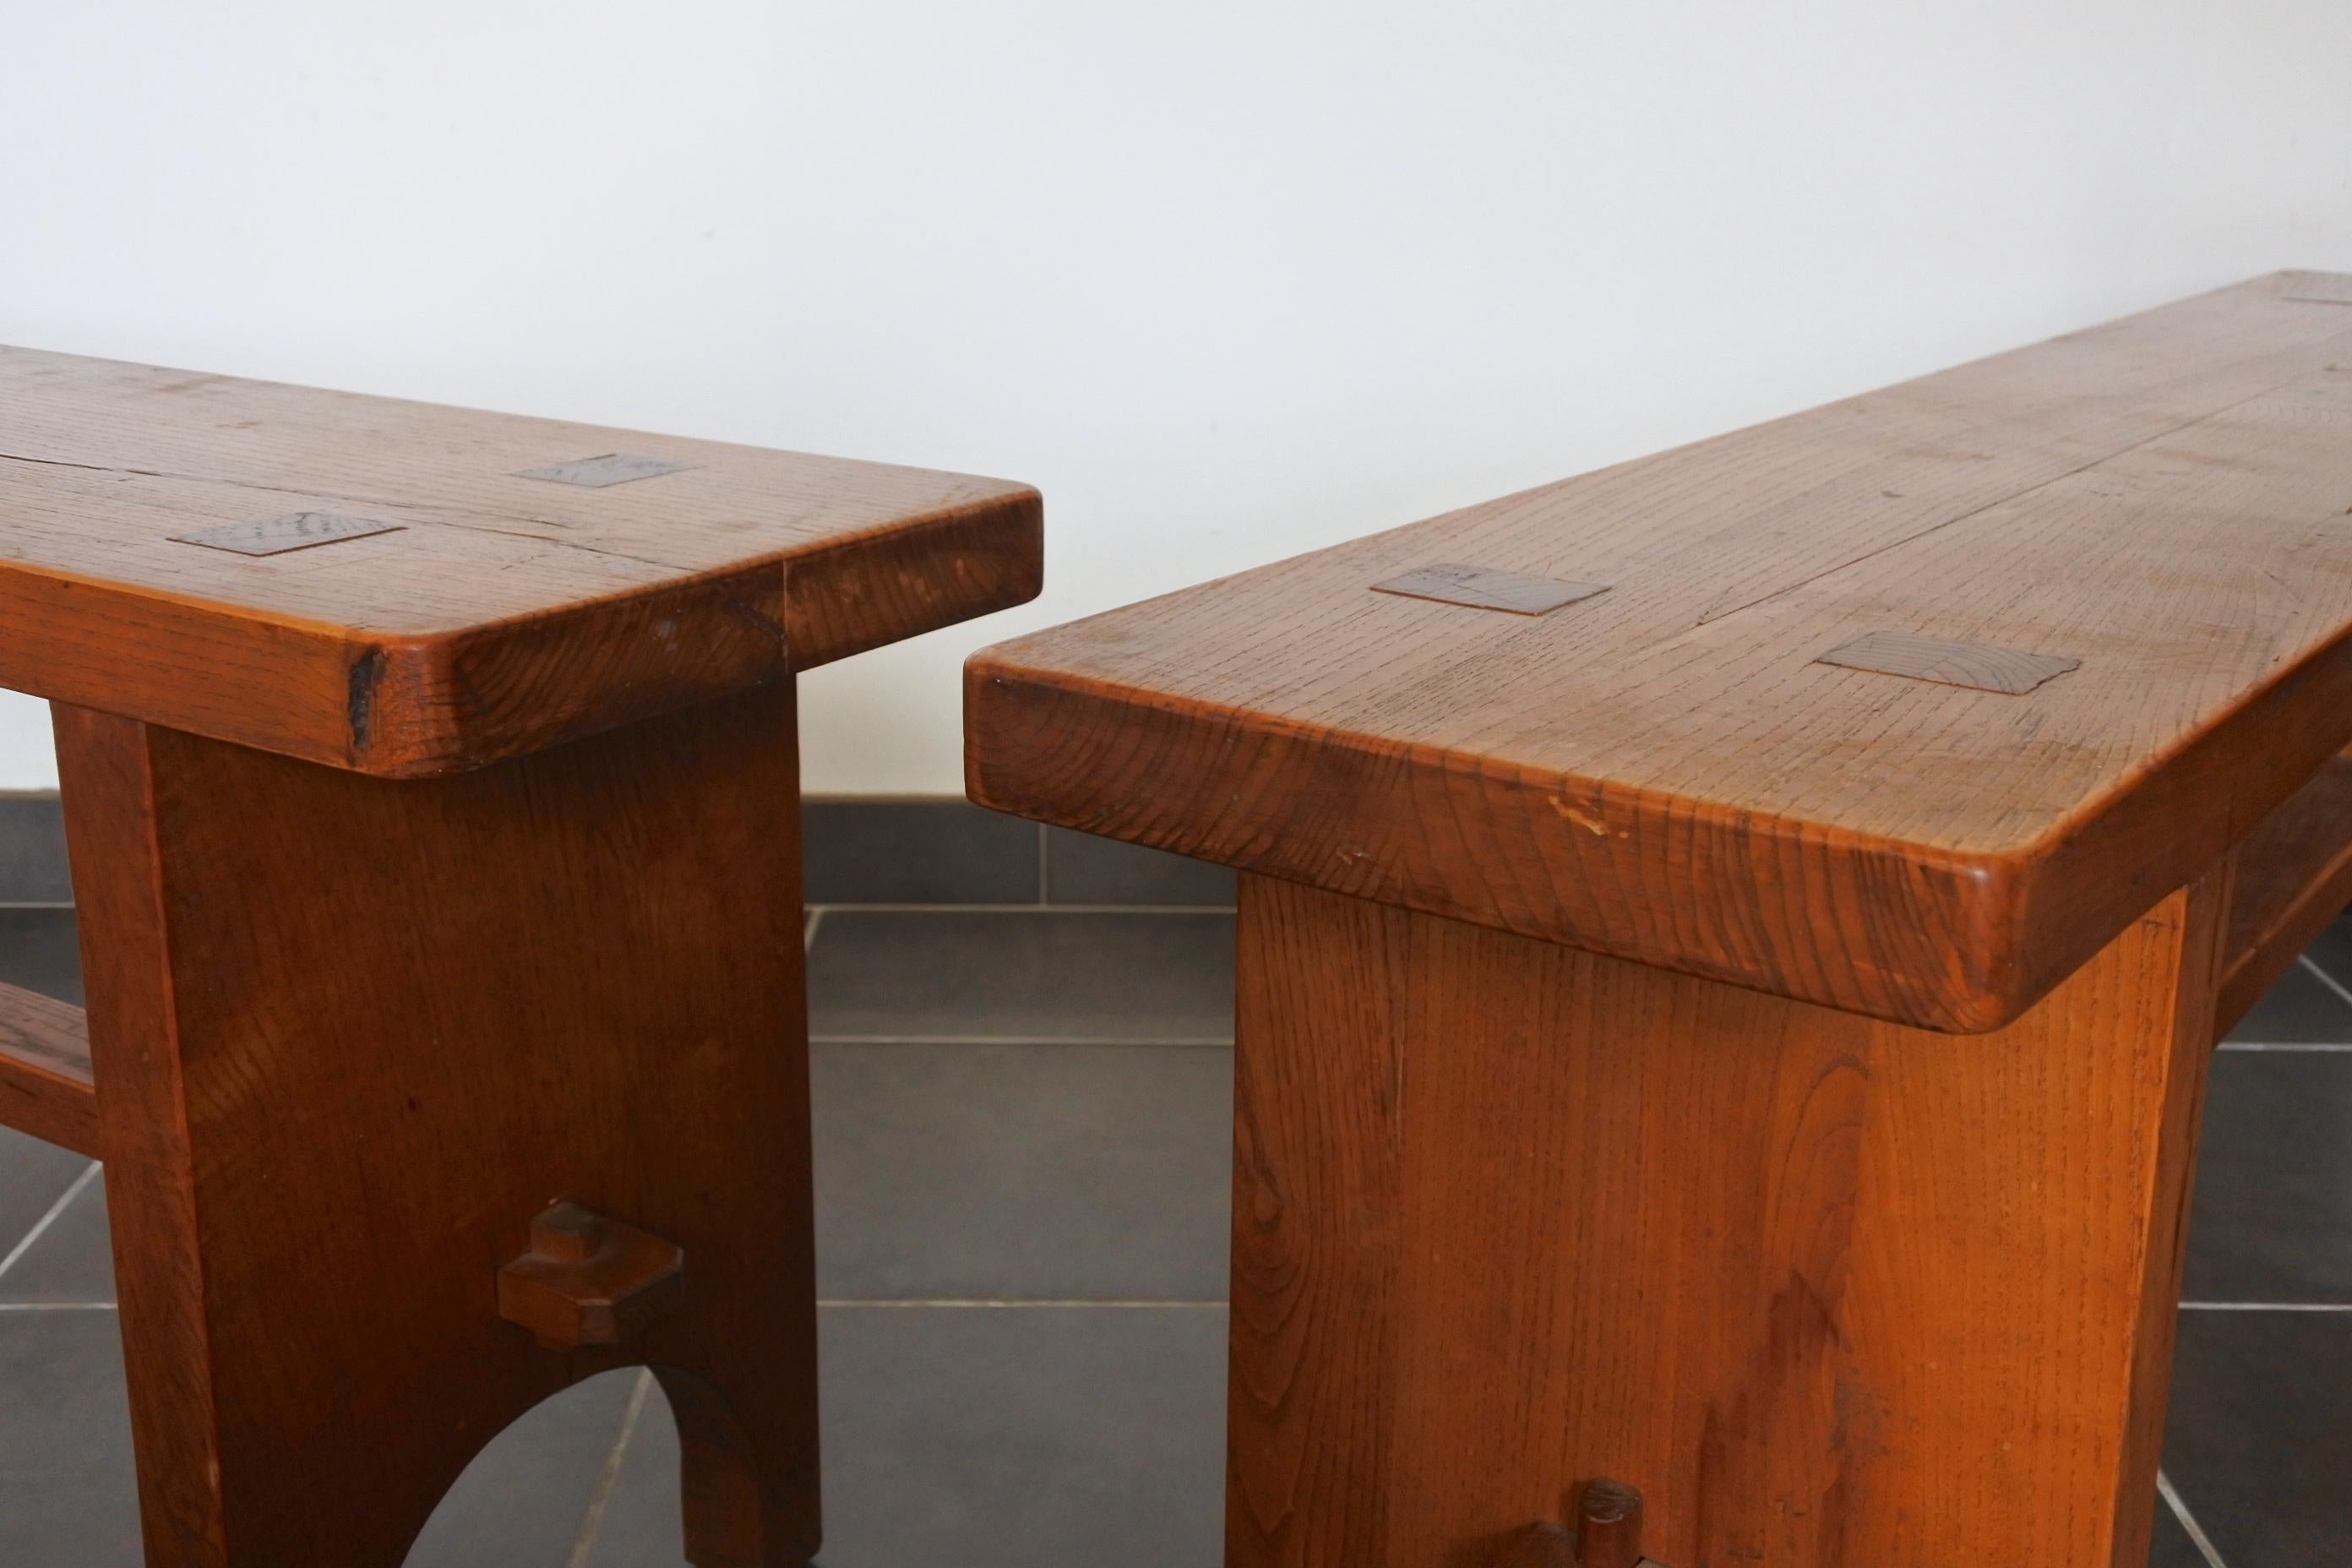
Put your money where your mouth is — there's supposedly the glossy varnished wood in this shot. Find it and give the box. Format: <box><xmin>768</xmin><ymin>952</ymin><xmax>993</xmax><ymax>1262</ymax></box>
<box><xmin>57</xmin><ymin>685</ymin><xmax>819</xmax><ymax>1567</ymax></box>
<box><xmin>0</xmin><ymin>346</ymin><xmax>1041</xmax><ymax>776</ymax></box>
<box><xmin>1228</xmin><ymin>872</ymin><xmax>2224</xmax><ymax>1568</ymax></box>
<box><xmin>971</xmin><ymin>272</ymin><xmax>2352</xmax><ymax>1031</ymax></box>
<box><xmin>0</xmin><ymin>980</ymin><xmax>95</xmax><ymax>1156</ymax></box>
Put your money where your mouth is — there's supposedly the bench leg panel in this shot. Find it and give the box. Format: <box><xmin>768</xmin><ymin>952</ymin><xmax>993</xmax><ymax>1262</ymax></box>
<box><xmin>1227</xmin><ymin>869</ymin><xmax>2225</xmax><ymax>1568</ymax></box>
<box><xmin>55</xmin><ymin>685</ymin><xmax>819</xmax><ymax>1568</ymax></box>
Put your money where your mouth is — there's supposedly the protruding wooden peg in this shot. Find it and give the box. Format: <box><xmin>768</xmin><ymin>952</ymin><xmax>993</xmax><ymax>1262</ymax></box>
<box><xmin>1494</xmin><ymin>1522</ymin><xmax>1576</xmax><ymax>1568</ymax></box>
<box><xmin>1575</xmin><ymin>1478</ymin><xmax>1645</xmax><ymax>1568</ymax></box>
<box><xmin>497</xmin><ymin>1201</ymin><xmax>684</xmax><ymax>1350</ymax></box>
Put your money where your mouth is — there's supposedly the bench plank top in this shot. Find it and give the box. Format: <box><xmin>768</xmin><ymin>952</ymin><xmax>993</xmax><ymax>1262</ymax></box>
<box><xmin>969</xmin><ymin>272</ymin><xmax>2352</xmax><ymax>1032</ymax></box>
<box><xmin>0</xmin><ymin>346</ymin><xmax>1039</xmax><ymax>775</ymax></box>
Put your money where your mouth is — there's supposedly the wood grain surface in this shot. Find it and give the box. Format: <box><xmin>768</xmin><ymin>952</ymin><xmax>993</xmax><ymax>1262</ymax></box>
<box><xmin>56</xmin><ymin>685</ymin><xmax>821</xmax><ymax>1567</ymax></box>
<box><xmin>1227</xmin><ymin>871</ymin><xmax>2224</xmax><ymax>1568</ymax></box>
<box><xmin>0</xmin><ymin>346</ymin><xmax>1041</xmax><ymax>775</ymax></box>
<box><xmin>2218</xmin><ymin>747</ymin><xmax>2352</xmax><ymax>1035</ymax></box>
<box><xmin>971</xmin><ymin>271</ymin><xmax>2352</xmax><ymax>1031</ymax></box>
<box><xmin>0</xmin><ymin>980</ymin><xmax>95</xmax><ymax>1155</ymax></box>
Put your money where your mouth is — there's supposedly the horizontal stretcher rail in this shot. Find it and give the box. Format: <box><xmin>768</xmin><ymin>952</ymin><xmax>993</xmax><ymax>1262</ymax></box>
<box><xmin>0</xmin><ymin>979</ymin><xmax>95</xmax><ymax>1156</ymax></box>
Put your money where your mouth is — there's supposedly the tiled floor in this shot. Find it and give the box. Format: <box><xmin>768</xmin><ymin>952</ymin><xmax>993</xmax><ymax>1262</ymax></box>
<box><xmin>3</xmin><ymin>900</ymin><xmax>2349</xmax><ymax>1565</ymax></box>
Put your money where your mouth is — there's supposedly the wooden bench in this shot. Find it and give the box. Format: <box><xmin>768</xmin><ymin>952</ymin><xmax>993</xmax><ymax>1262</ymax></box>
<box><xmin>0</xmin><ymin>346</ymin><xmax>1040</xmax><ymax>1567</ymax></box>
<box><xmin>966</xmin><ymin>270</ymin><xmax>2352</xmax><ymax>1568</ymax></box>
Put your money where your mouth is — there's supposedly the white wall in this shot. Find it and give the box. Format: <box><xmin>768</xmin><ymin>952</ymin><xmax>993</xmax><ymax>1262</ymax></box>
<box><xmin>4</xmin><ymin>1</ymin><xmax>2349</xmax><ymax>794</ymax></box>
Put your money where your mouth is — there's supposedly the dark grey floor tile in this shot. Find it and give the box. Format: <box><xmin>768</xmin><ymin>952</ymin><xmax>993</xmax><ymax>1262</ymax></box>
<box><xmin>808</xmin><ymin>911</ymin><xmax>1233</xmax><ymax>1042</ymax></box>
<box><xmin>2182</xmin><ymin>1052</ymin><xmax>2352</xmax><ymax>1303</ymax></box>
<box><xmin>1043</xmin><ymin>828</ymin><xmax>1235</xmax><ymax>907</ymax></box>
<box><xmin>804</xmin><ymin>801</ymin><xmax>1040</xmax><ymax>906</ymax></box>
<box><xmin>0</xmin><ymin>1129</ymin><xmax>92</xmax><ymax>1266</ymax></box>
<box><xmin>2162</xmin><ymin>1308</ymin><xmax>2352</xmax><ymax>1564</ymax></box>
<box><xmin>0</xmin><ymin>1309</ymin><xmax>140</xmax><ymax>1566</ymax></box>
<box><xmin>583</xmin><ymin>1305</ymin><xmax>1227</xmax><ymax>1568</ymax></box>
<box><xmin>0</xmin><ymin>907</ymin><xmax>82</xmax><ymax>1004</ymax></box>
<box><xmin>406</xmin><ymin>1369</ymin><xmax>641</xmax><ymax>1568</ymax></box>
<box><xmin>0</xmin><ymin>1171</ymin><xmax>112</xmax><ymax>1304</ymax></box>
<box><xmin>0</xmin><ymin>908</ymin><xmax>95</xmax><ymax>1273</ymax></box>
<box><xmin>2300</xmin><ymin>914</ymin><xmax>2352</xmax><ymax>993</ymax></box>
<box><xmin>814</xmin><ymin>1043</ymin><xmax>1231</xmax><ymax>1302</ymax></box>
<box><xmin>2148</xmin><ymin>1497</ymin><xmax>2211</xmax><ymax>1568</ymax></box>
<box><xmin>0</xmin><ymin>794</ymin><xmax>70</xmax><ymax>905</ymax></box>
<box><xmin>2224</xmin><ymin>960</ymin><xmax>2352</xmax><ymax>1043</ymax></box>
<box><xmin>0</xmin><ymin>1142</ymin><xmax>638</xmax><ymax>1565</ymax></box>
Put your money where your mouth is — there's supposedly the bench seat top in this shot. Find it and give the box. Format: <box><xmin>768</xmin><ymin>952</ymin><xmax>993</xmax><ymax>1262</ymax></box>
<box><xmin>969</xmin><ymin>272</ymin><xmax>2352</xmax><ymax>1032</ymax></box>
<box><xmin>0</xmin><ymin>346</ymin><xmax>1040</xmax><ymax>776</ymax></box>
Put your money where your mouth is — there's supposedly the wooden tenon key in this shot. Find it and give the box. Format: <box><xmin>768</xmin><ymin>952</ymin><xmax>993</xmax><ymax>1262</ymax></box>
<box><xmin>966</xmin><ymin>270</ymin><xmax>2352</xmax><ymax>1568</ymax></box>
<box><xmin>0</xmin><ymin>346</ymin><xmax>1040</xmax><ymax>1568</ymax></box>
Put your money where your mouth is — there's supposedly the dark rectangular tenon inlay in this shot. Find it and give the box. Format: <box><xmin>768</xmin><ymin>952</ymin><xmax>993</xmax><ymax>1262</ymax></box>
<box><xmin>514</xmin><ymin>454</ymin><xmax>693</xmax><ymax>487</ymax></box>
<box><xmin>170</xmin><ymin>512</ymin><xmax>405</xmax><ymax>558</ymax></box>
<box><xmin>2280</xmin><ymin>275</ymin><xmax>2352</xmax><ymax>307</ymax></box>
<box><xmin>1817</xmin><ymin>629</ymin><xmax>2079</xmax><ymax>695</ymax></box>
<box><xmin>1370</xmin><ymin>562</ymin><xmax>1610</xmax><ymax>616</ymax></box>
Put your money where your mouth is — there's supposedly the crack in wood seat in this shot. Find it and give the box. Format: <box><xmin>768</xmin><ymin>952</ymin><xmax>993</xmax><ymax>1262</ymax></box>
<box><xmin>0</xmin><ymin>346</ymin><xmax>1040</xmax><ymax>1568</ymax></box>
<box><xmin>966</xmin><ymin>271</ymin><xmax>2352</xmax><ymax>1568</ymax></box>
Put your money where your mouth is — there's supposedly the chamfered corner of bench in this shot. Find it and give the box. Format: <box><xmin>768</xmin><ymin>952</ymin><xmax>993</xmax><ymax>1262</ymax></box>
<box><xmin>332</xmin><ymin>562</ymin><xmax>792</xmax><ymax>778</ymax></box>
<box><xmin>338</xmin><ymin>486</ymin><xmax>1046</xmax><ymax>777</ymax></box>
<box><xmin>787</xmin><ymin>482</ymin><xmax>1044</xmax><ymax>674</ymax></box>
<box><xmin>350</xmin><ymin>483</ymin><xmax>1039</xmax><ymax>778</ymax></box>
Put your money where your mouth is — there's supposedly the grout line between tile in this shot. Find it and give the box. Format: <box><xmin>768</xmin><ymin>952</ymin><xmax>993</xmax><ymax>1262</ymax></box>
<box><xmin>803</xmin><ymin>907</ymin><xmax>825</xmax><ymax>953</ymax></box>
<box><xmin>566</xmin><ymin>1367</ymin><xmax>655</xmax><ymax>1568</ymax></box>
<box><xmin>0</xmin><ymin>901</ymin><xmax>74</xmax><ymax>911</ymax></box>
<box><xmin>2157</xmin><ymin>1471</ymin><xmax>2231</xmax><ymax>1568</ymax></box>
<box><xmin>0</xmin><ymin>1161</ymin><xmax>100</xmax><ymax>1284</ymax></box>
<box><xmin>0</xmin><ymin>1301</ymin><xmax>116</xmax><ymax>1312</ymax></box>
<box><xmin>2180</xmin><ymin>1300</ymin><xmax>2352</xmax><ymax>1311</ymax></box>
<box><xmin>809</xmin><ymin>1035</ymin><xmax>1233</xmax><ymax>1048</ymax></box>
<box><xmin>2218</xmin><ymin>1040</ymin><xmax>2352</xmax><ymax>1052</ymax></box>
<box><xmin>2297</xmin><ymin>953</ymin><xmax>2352</xmax><ymax>1011</ymax></box>
<box><xmin>817</xmin><ymin>1298</ymin><xmax>1225</xmax><ymax>1309</ymax></box>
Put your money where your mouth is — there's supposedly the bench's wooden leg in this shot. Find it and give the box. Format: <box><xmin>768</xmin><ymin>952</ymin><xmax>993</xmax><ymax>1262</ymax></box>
<box><xmin>1226</xmin><ymin>870</ymin><xmax>2225</xmax><ymax>1568</ymax></box>
<box><xmin>55</xmin><ymin>684</ymin><xmax>820</xmax><ymax>1568</ymax></box>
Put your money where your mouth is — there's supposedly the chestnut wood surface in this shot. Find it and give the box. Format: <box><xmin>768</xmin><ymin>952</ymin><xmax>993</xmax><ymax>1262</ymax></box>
<box><xmin>1228</xmin><ymin>871</ymin><xmax>2224</xmax><ymax>1568</ymax></box>
<box><xmin>970</xmin><ymin>271</ymin><xmax>2352</xmax><ymax>1032</ymax></box>
<box><xmin>0</xmin><ymin>979</ymin><xmax>95</xmax><ymax>1155</ymax></box>
<box><xmin>55</xmin><ymin>683</ymin><xmax>820</xmax><ymax>1568</ymax></box>
<box><xmin>2217</xmin><ymin>747</ymin><xmax>2352</xmax><ymax>1035</ymax></box>
<box><xmin>0</xmin><ymin>353</ymin><xmax>1042</xmax><ymax>1566</ymax></box>
<box><xmin>0</xmin><ymin>345</ymin><xmax>1041</xmax><ymax>776</ymax></box>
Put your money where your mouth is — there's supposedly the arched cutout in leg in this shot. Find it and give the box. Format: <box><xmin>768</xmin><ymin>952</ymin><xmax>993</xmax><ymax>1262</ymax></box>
<box><xmin>653</xmin><ymin>1365</ymin><xmax>821</xmax><ymax>1567</ymax></box>
<box><xmin>401</xmin><ymin>1369</ymin><xmax>649</xmax><ymax>1565</ymax></box>
<box><xmin>57</xmin><ymin>694</ymin><xmax>819</xmax><ymax>1568</ymax></box>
